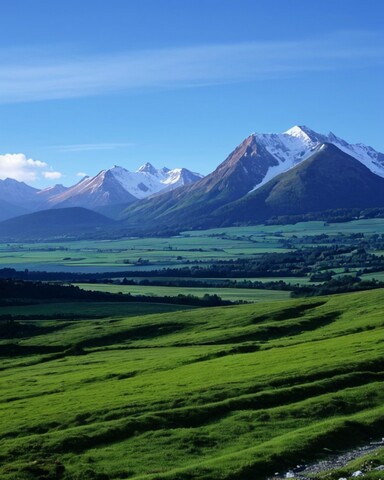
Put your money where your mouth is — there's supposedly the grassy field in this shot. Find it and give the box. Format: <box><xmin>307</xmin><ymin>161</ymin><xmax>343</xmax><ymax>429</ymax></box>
<box><xmin>2</xmin><ymin>218</ymin><xmax>384</xmax><ymax>304</ymax></box>
<box><xmin>2</xmin><ymin>218</ymin><xmax>384</xmax><ymax>273</ymax></box>
<box><xmin>0</xmin><ymin>301</ymin><xmax>196</xmax><ymax>318</ymax></box>
<box><xmin>73</xmin><ymin>282</ymin><xmax>292</xmax><ymax>303</ymax></box>
<box><xmin>1</xmin><ymin>289</ymin><xmax>384</xmax><ymax>479</ymax></box>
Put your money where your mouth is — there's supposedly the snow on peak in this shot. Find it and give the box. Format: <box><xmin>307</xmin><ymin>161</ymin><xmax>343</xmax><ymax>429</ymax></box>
<box><xmin>284</xmin><ymin>125</ymin><xmax>309</xmax><ymax>136</ymax></box>
<box><xmin>107</xmin><ymin>163</ymin><xmax>203</xmax><ymax>199</ymax></box>
<box><xmin>284</xmin><ymin>125</ymin><xmax>320</xmax><ymax>143</ymax></box>
<box><xmin>162</xmin><ymin>168</ymin><xmax>183</xmax><ymax>185</ymax></box>
<box><xmin>281</xmin><ymin>125</ymin><xmax>382</xmax><ymax>170</ymax></box>
<box><xmin>136</xmin><ymin>162</ymin><xmax>158</xmax><ymax>175</ymax></box>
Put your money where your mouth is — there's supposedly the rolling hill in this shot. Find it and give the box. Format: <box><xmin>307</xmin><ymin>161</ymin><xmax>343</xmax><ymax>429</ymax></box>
<box><xmin>0</xmin><ymin>207</ymin><xmax>118</xmax><ymax>239</ymax></box>
<box><xmin>1</xmin><ymin>288</ymin><xmax>383</xmax><ymax>479</ymax></box>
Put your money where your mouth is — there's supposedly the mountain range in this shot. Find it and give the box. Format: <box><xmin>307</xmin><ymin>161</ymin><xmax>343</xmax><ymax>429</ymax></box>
<box><xmin>119</xmin><ymin>125</ymin><xmax>384</xmax><ymax>231</ymax></box>
<box><xmin>0</xmin><ymin>164</ymin><xmax>203</xmax><ymax>221</ymax></box>
<box><xmin>1</xmin><ymin>125</ymin><xmax>384</xmax><ymax>238</ymax></box>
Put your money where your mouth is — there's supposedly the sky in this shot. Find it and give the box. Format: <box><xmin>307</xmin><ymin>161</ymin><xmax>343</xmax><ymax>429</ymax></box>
<box><xmin>0</xmin><ymin>0</ymin><xmax>383</xmax><ymax>188</ymax></box>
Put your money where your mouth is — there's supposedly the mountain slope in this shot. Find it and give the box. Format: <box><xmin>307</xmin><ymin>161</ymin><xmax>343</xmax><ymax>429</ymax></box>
<box><xmin>0</xmin><ymin>178</ymin><xmax>40</xmax><ymax>209</ymax></box>
<box><xmin>0</xmin><ymin>179</ymin><xmax>41</xmax><ymax>220</ymax></box>
<box><xmin>35</xmin><ymin>184</ymin><xmax>68</xmax><ymax>202</ymax></box>
<box><xmin>0</xmin><ymin>207</ymin><xmax>118</xmax><ymax>239</ymax></box>
<box><xmin>0</xmin><ymin>198</ymin><xmax>29</xmax><ymax>221</ymax></box>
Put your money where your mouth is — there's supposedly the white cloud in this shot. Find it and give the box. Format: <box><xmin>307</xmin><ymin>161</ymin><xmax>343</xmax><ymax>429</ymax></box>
<box><xmin>42</xmin><ymin>171</ymin><xmax>62</xmax><ymax>180</ymax></box>
<box><xmin>0</xmin><ymin>30</ymin><xmax>382</xmax><ymax>103</ymax></box>
<box><xmin>76</xmin><ymin>171</ymin><xmax>88</xmax><ymax>177</ymax></box>
<box><xmin>0</xmin><ymin>153</ymin><xmax>47</xmax><ymax>182</ymax></box>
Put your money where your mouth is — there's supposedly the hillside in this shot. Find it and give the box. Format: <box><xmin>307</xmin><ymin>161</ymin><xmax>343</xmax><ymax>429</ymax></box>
<box><xmin>1</xmin><ymin>289</ymin><xmax>383</xmax><ymax>479</ymax></box>
<box><xmin>0</xmin><ymin>207</ymin><xmax>118</xmax><ymax>239</ymax></box>
<box><xmin>0</xmin><ymin>198</ymin><xmax>29</xmax><ymax>221</ymax></box>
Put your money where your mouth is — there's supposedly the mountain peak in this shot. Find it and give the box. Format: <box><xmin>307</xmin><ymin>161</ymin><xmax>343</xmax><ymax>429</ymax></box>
<box><xmin>284</xmin><ymin>125</ymin><xmax>318</xmax><ymax>142</ymax></box>
<box><xmin>37</xmin><ymin>183</ymin><xmax>67</xmax><ymax>194</ymax></box>
<box><xmin>137</xmin><ymin>162</ymin><xmax>157</xmax><ymax>175</ymax></box>
<box><xmin>1</xmin><ymin>177</ymin><xmax>28</xmax><ymax>186</ymax></box>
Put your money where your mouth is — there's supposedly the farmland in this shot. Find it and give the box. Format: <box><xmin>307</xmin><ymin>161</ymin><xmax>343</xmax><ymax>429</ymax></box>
<box><xmin>2</xmin><ymin>219</ymin><xmax>384</xmax><ymax>302</ymax></box>
<box><xmin>1</xmin><ymin>219</ymin><xmax>384</xmax><ymax>272</ymax></box>
<box><xmin>1</xmin><ymin>288</ymin><xmax>384</xmax><ymax>479</ymax></box>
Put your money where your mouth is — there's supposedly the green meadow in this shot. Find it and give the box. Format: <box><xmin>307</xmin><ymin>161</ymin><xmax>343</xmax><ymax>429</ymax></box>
<box><xmin>2</xmin><ymin>218</ymin><xmax>384</xmax><ymax>273</ymax></box>
<box><xmin>1</xmin><ymin>288</ymin><xmax>384</xmax><ymax>479</ymax></box>
<box><xmin>2</xmin><ymin>218</ymin><xmax>384</xmax><ymax>305</ymax></box>
<box><xmin>73</xmin><ymin>282</ymin><xmax>291</xmax><ymax>303</ymax></box>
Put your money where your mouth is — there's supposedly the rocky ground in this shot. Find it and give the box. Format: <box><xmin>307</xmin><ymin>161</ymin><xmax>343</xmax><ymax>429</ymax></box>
<box><xmin>267</xmin><ymin>439</ymin><xmax>384</xmax><ymax>479</ymax></box>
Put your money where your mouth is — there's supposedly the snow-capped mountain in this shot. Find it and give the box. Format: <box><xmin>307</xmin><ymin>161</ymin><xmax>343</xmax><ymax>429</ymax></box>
<box><xmin>251</xmin><ymin>125</ymin><xmax>384</xmax><ymax>190</ymax></box>
<box><xmin>47</xmin><ymin>163</ymin><xmax>203</xmax><ymax>209</ymax></box>
<box><xmin>161</xmin><ymin>168</ymin><xmax>204</xmax><ymax>189</ymax></box>
<box><xmin>46</xmin><ymin>170</ymin><xmax>139</xmax><ymax>208</ymax></box>
<box><xmin>1</xmin><ymin>126</ymin><xmax>383</xmax><ymax>227</ymax></box>
<box><xmin>214</xmin><ymin>143</ymin><xmax>384</xmax><ymax>226</ymax></box>
<box><xmin>109</xmin><ymin>163</ymin><xmax>203</xmax><ymax>199</ymax></box>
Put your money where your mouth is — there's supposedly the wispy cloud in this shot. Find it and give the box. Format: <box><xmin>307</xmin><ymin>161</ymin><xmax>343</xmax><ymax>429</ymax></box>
<box><xmin>0</xmin><ymin>31</ymin><xmax>383</xmax><ymax>104</ymax></box>
<box><xmin>50</xmin><ymin>143</ymin><xmax>135</xmax><ymax>153</ymax></box>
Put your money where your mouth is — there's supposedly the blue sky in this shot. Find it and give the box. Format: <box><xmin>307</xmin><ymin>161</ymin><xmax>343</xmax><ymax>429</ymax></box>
<box><xmin>1</xmin><ymin>0</ymin><xmax>383</xmax><ymax>187</ymax></box>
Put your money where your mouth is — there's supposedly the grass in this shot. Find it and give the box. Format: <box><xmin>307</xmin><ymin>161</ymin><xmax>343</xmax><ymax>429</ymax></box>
<box><xmin>2</xmin><ymin>219</ymin><xmax>384</xmax><ymax>303</ymax></box>
<box><xmin>0</xmin><ymin>288</ymin><xmax>384</xmax><ymax>479</ymax></box>
<box><xmin>73</xmin><ymin>282</ymin><xmax>292</xmax><ymax>302</ymax></box>
<box><xmin>3</xmin><ymin>218</ymin><xmax>384</xmax><ymax>273</ymax></box>
<box><xmin>0</xmin><ymin>301</ymin><xmax>195</xmax><ymax>319</ymax></box>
